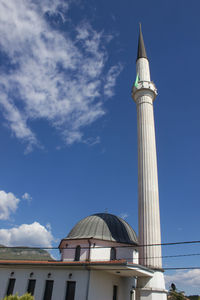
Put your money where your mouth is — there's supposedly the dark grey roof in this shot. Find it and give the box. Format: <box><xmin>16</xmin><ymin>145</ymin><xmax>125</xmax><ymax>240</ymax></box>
<box><xmin>66</xmin><ymin>213</ymin><xmax>138</xmax><ymax>244</ymax></box>
<box><xmin>137</xmin><ymin>23</ymin><xmax>148</xmax><ymax>60</ymax></box>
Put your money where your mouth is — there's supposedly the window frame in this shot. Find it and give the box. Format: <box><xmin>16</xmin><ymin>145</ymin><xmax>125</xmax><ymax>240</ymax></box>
<box><xmin>74</xmin><ymin>245</ymin><xmax>81</xmax><ymax>261</ymax></box>
<box><xmin>110</xmin><ymin>247</ymin><xmax>116</xmax><ymax>260</ymax></box>
<box><xmin>113</xmin><ymin>285</ymin><xmax>118</xmax><ymax>300</ymax></box>
<box><xmin>43</xmin><ymin>280</ymin><xmax>54</xmax><ymax>300</ymax></box>
<box><xmin>6</xmin><ymin>278</ymin><xmax>16</xmax><ymax>296</ymax></box>
<box><xmin>27</xmin><ymin>279</ymin><xmax>36</xmax><ymax>296</ymax></box>
<box><xmin>65</xmin><ymin>281</ymin><xmax>76</xmax><ymax>300</ymax></box>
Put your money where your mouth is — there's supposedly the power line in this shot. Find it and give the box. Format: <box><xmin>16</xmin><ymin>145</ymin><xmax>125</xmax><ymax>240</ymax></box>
<box><xmin>1</xmin><ymin>244</ymin><xmax>200</xmax><ymax>270</ymax></box>
<box><xmin>1</xmin><ymin>239</ymin><xmax>200</xmax><ymax>250</ymax></box>
<box><xmin>1</xmin><ymin>248</ymin><xmax>200</xmax><ymax>262</ymax></box>
<box><xmin>162</xmin><ymin>253</ymin><xmax>200</xmax><ymax>258</ymax></box>
<box><xmin>94</xmin><ymin>267</ymin><xmax>200</xmax><ymax>271</ymax></box>
<box><xmin>93</xmin><ymin>267</ymin><xmax>200</xmax><ymax>271</ymax></box>
<box><xmin>164</xmin><ymin>267</ymin><xmax>200</xmax><ymax>270</ymax></box>
<box><xmin>103</xmin><ymin>253</ymin><xmax>200</xmax><ymax>261</ymax></box>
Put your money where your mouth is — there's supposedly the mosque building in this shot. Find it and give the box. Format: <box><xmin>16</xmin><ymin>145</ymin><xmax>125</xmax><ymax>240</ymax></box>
<box><xmin>0</xmin><ymin>26</ymin><xmax>167</xmax><ymax>300</ymax></box>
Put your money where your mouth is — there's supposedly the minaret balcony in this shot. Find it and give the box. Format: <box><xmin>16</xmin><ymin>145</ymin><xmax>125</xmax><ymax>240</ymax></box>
<box><xmin>132</xmin><ymin>80</ymin><xmax>158</xmax><ymax>102</ymax></box>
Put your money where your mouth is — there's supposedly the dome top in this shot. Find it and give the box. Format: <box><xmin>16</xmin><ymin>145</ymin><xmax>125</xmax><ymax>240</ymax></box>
<box><xmin>66</xmin><ymin>213</ymin><xmax>138</xmax><ymax>244</ymax></box>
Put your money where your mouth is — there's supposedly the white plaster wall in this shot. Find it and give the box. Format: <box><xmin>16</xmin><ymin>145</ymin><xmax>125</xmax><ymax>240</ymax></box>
<box><xmin>137</xmin><ymin>271</ymin><xmax>167</xmax><ymax>300</ymax></box>
<box><xmin>117</xmin><ymin>247</ymin><xmax>138</xmax><ymax>264</ymax></box>
<box><xmin>138</xmin><ymin>270</ymin><xmax>166</xmax><ymax>290</ymax></box>
<box><xmin>138</xmin><ymin>289</ymin><xmax>167</xmax><ymax>300</ymax></box>
<box><xmin>90</xmin><ymin>246</ymin><xmax>110</xmax><ymax>261</ymax></box>
<box><xmin>90</xmin><ymin>241</ymin><xmax>138</xmax><ymax>263</ymax></box>
<box><xmin>61</xmin><ymin>240</ymin><xmax>89</xmax><ymax>262</ymax></box>
<box><xmin>0</xmin><ymin>266</ymin><xmax>137</xmax><ymax>300</ymax></box>
<box><xmin>0</xmin><ymin>267</ymin><xmax>89</xmax><ymax>300</ymax></box>
<box><xmin>61</xmin><ymin>239</ymin><xmax>138</xmax><ymax>263</ymax></box>
<box><xmin>89</xmin><ymin>270</ymin><xmax>136</xmax><ymax>300</ymax></box>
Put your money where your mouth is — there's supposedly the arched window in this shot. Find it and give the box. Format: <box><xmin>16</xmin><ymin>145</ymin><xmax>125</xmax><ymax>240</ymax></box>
<box><xmin>110</xmin><ymin>247</ymin><xmax>116</xmax><ymax>260</ymax></box>
<box><xmin>74</xmin><ymin>245</ymin><xmax>81</xmax><ymax>261</ymax></box>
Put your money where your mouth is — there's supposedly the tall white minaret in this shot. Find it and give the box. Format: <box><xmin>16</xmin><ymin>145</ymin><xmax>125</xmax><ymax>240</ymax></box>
<box><xmin>132</xmin><ymin>24</ymin><xmax>161</xmax><ymax>269</ymax></box>
<box><xmin>132</xmin><ymin>25</ymin><xmax>167</xmax><ymax>300</ymax></box>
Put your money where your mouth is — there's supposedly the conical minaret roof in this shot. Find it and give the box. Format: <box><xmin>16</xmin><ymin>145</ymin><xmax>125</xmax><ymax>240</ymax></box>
<box><xmin>137</xmin><ymin>23</ymin><xmax>148</xmax><ymax>60</ymax></box>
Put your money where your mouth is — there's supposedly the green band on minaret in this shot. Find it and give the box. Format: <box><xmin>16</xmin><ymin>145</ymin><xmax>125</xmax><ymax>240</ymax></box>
<box><xmin>134</xmin><ymin>73</ymin><xmax>140</xmax><ymax>87</ymax></box>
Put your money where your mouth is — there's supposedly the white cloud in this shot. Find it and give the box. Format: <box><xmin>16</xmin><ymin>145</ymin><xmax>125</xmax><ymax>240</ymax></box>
<box><xmin>104</xmin><ymin>64</ymin><xmax>123</xmax><ymax>97</ymax></box>
<box><xmin>0</xmin><ymin>190</ymin><xmax>20</xmax><ymax>220</ymax></box>
<box><xmin>165</xmin><ymin>269</ymin><xmax>200</xmax><ymax>290</ymax></box>
<box><xmin>0</xmin><ymin>0</ymin><xmax>122</xmax><ymax>151</ymax></box>
<box><xmin>22</xmin><ymin>192</ymin><xmax>32</xmax><ymax>203</ymax></box>
<box><xmin>0</xmin><ymin>222</ymin><xmax>53</xmax><ymax>247</ymax></box>
<box><xmin>83</xmin><ymin>136</ymin><xmax>101</xmax><ymax>146</ymax></box>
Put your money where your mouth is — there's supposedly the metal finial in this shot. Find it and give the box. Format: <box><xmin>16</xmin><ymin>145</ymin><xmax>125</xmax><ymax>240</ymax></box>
<box><xmin>137</xmin><ymin>23</ymin><xmax>148</xmax><ymax>60</ymax></box>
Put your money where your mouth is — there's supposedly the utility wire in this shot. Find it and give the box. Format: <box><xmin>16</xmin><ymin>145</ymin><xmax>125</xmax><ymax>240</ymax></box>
<box><xmin>1</xmin><ymin>245</ymin><xmax>200</xmax><ymax>270</ymax></box>
<box><xmin>164</xmin><ymin>267</ymin><xmax>200</xmax><ymax>270</ymax></box>
<box><xmin>71</xmin><ymin>253</ymin><xmax>200</xmax><ymax>261</ymax></box>
<box><xmin>1</xmin><ymin>239</ymin><xmax>200</xmax><ymax>250</ymax></box>
<box><xmin>59</xmin><ymin>267</ymin><xmax>200</xmax><ymax>271</ymax></box>
<box><xmin>1</xmin><ymin>248</ymin><xmax>200</xmax><ymax>261</ymax></box>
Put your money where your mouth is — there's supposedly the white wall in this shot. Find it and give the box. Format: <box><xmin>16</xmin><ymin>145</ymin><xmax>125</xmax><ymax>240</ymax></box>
<box><xmin>61</xmin><ymin>238</ymin><xmax>139</xmax><ymax>263</ymax></box>
<box><xmin>0</xmin><ymin>266</ymin><xmax>137</xmax><ymax>300</ymax></box>
<box><xmin>137</xmin><ymin>271</ymin><xmax>167</xmax><ymax>300</ymax></box>
<box><xmin>0</xmin><ymin>266</ymin><xmax>89</xmax><ymax>300</ymax></box>
<box><xmin>89</xmin><ymin>270</ymin><xmax>136</xmax><ymax>300</ymax></box>
<box><xmin>61</xmin><ymin>240</ymin><xmax>89</xmax><ymax>262</ymax></box>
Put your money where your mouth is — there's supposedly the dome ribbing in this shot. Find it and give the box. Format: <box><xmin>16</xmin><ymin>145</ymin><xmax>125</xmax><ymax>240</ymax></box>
<box><xmin>66</xmin><ymin>213</ymin><xmax>137</xmax><ymax>244</ymax></box>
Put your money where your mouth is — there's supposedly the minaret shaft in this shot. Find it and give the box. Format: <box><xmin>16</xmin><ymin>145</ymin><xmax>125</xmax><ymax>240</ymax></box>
<box><xmin>133</xmin><ymin>37</ymin><xmax>162</xmax><ymax>269</ymax></box>
<box><xmin>137</xmin><ymin>95</ymin><xmax>162</xmax><ymax>268</ymax></box>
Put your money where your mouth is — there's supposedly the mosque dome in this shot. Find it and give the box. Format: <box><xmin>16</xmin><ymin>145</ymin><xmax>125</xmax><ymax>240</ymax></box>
<box><xmin>66</xmin><ymin>213</ymin><xmax>138</xmax><ymax>244</ymax></box>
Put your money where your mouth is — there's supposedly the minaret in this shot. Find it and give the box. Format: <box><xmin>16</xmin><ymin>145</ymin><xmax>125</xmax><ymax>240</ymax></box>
<box><xmin>132</xmin><ymin>24</ymin><xmax>167</xmax><ymax>300</ymax></box>
<box><xmin>132</xmin><ymin>24</ymin><xmax>162</xmax><ymax>269</ymax></box>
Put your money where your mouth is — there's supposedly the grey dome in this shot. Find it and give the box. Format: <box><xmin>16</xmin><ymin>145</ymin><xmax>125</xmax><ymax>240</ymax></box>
<box><xmin>67</xmin><ymin>213</ymin><xmax>138</xmax><ymax>244</ymax></box>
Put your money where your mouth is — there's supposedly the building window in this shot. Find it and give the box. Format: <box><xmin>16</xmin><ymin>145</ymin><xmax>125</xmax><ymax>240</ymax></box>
<box><xmin>65</xmin><ymin>281</ymin><xmax>76</xmax><ymax>300</ymax></box>
<box><xmin>27</xmin><ymin>279</ymin><xmax>36</xmax><ymax>295</ymax></box>
<box><xmin>6</xmin><ymin>278</ymin><xmax>16</xmax><ymax>296</ymax></box>
<box><xmin>113</xmin><ymin>285</ymin><xmax>118</xmax><ymax>300</ymax></box>
<box><xmin>74</xmin><ymin>245</ymin><xmax>81</xmax><ymax>261</ymax></box>
<box><xmin>43</xmin><ymin>280</ymin><xmax>54</xmax><ymax>300</ymax></box>
<box><xmin>110</xmin><ymin>247</ymin><xmax>116</xmax><ymax>260</ymax></box>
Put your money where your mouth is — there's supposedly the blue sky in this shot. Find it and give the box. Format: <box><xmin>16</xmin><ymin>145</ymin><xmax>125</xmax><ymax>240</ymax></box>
<box><xmin>0</xmin><ymin>0</ymin><xmax>200</xmax><ymax>295</ymax></box>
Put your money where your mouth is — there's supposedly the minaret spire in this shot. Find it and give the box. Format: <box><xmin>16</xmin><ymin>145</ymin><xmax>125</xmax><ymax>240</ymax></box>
<box><xmin>137</xmin><ymin>23</ymin><xmax>147</xmax><ymax>60</ymax></box>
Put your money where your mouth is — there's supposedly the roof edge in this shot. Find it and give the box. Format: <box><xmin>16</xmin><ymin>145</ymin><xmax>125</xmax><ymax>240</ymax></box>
<box><xmin>59</xmin><ymin>237</ymin><xmax>138</xmax><ymax>248</ymax></box>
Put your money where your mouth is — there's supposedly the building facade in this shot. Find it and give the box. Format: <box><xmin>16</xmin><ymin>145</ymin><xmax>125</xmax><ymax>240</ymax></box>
<box><xmin>0</xmin><ymin>213</ymin><xmax>154</xmax><ymax>300</ymax></box>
